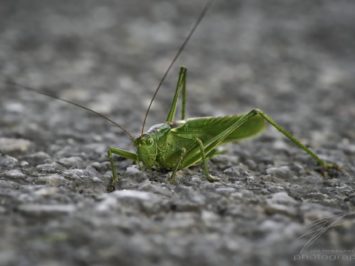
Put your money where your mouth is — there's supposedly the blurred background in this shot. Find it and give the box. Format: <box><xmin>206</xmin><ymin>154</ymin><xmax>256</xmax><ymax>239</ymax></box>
<box><xmin>1</xmin><ymin>0</ymin><xmax>354</xmax><ymax>137</ymax></box>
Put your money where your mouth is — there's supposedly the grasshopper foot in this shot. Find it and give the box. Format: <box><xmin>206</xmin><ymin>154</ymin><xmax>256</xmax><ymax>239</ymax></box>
<box><xmin>316</xmin><ymin>162</ymin><xmax>342</xmax><ymax>178</ymax></box>
<box><xmin>206</xmin><ymin>174</ymin><xmax>219</xmax><ymax>182</ymax></box>
<box><xmin>106</xmin><ymin>177</ymin><xmax>119</xmax><ymax>192</ymax></box>
<box><xmin>106</xmin><ymin>184</ymin><xmax>116</xmax><ymax>192</ymax></box>
<box><xmin>168</xmin><ymin>175</ymin><xmax>178</xmax><ymax>185</ymax></box>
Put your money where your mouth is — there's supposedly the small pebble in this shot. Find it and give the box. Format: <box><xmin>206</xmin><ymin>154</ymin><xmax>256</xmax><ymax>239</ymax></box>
<box><xmin>265</xmin><ymin>192</ymin><xmax>298</xmax><ymax>216</ymax></box>
<box><xmin>18</xmin><ymin>204</ymin><xmax>76</xmax><ymax>214</ymax></box>
<box><xmin>59</xmin><ymin>156</ymin><xmax>83</xmax><ymax>168</ymax></box>
<box><xmin>4</xmin><ymin>169</ymin><xmax>25</xmax><ymax>178</ymax></box>
<box><xmin>112</xmin><ymin>189</ymin><xmax>155</xmax><ymax>200</ymax></box>
<box><xmin>29</xmin><ymin>151</ymin><xmax>51</xmax><ymax>159</ymax></box>
<box><xmin>63</xmin><ymin>169</ymin><xmax>86</xmax><ymax>179</ymax></box>
<box><xmin>266</xmin><ymin>166</ymin><xmax>292</xmax><ymax>179</ymax></box>
<box><xmin>126</xmin><ymin>165</ymin><xmax>141</xmax><ymax>175</ymax></box>
<box><xmin>215</xmin><ymin>187</ymin><xmax>236</xmax><ymax>194</ymax></box>
<box><xmin>95</xmin><ymin>196</ymin><xmax>117</xmax><ymax>212</ymax></box>
<box><xmin>20</xmin><ymin>161</ymin><xmax>29</xmax><ymax>167</ymax></box>
<box><xmin>269</xmin><ymin>192</ymin><xmax>297</xmax><ymax>205</ymax></box>
<box><xmin>36</xmin><ymin>163</ymin><xmax>61</xmax><ymax>173</ymax></box>
<box><xmin>0</xmin><ymin>155</ymin><xmax>18</xmax><ymax>167</ymax></box>
<box><xmin>34</xmin><ymin>187</ymin><xmax>59</xmax><ymax>196</ymax></box>
<box><xmin>4</xmin><ymin>102</ymin><xmax>25</xmax><ymax>113</ymax></box>
<box><xmin>38</xmin><ymin>174</ymin><xmax>66</xmax><ymax>186</ymax></box>
<box><xmin>0</xmin><ymin>138</ymin><xmax>31</xmax><ymax>153</ymax></box>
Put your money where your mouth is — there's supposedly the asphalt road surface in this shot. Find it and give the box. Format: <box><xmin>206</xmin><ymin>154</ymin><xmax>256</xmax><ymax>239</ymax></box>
<box><xmin>0</xmin><ymin>0</ymin><xmax>354</xmax><ymax>265</ymax></box>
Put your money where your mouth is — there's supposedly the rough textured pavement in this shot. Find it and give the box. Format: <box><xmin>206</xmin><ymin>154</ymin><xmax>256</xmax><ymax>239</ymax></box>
<box><xmin>0</xmin><ymin>0</ymin><xmax>355</xmax><ymax>265</ymax></box>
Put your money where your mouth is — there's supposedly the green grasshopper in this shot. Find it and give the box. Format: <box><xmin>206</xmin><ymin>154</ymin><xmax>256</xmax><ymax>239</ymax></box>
<box><xmin>106</xmin><ymin>65</ymin><xmax>337</xmax><ymax>190</ymax></box>
<box><xmin>6</xmin><ymin>0</ymin><xmax>337</xmax><ymax>192</ymax></box>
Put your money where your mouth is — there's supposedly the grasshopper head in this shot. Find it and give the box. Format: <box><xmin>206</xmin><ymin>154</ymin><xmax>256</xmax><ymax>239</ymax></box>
<box><xmin>134</xmin><ymin>134</ymin><xmax>157</xmax><ymax>169</ymax></box>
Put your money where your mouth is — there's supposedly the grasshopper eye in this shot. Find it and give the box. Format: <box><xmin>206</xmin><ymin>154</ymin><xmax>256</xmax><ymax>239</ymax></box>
<box><xmin>145</xmin><ymin>137</ymin><xmax>154</xmax><ymax>146</ymax></box>
<box><xmin>141</xmin><ymin>135</ymin><xmax>153</xmax><ymax>146</ymax></box>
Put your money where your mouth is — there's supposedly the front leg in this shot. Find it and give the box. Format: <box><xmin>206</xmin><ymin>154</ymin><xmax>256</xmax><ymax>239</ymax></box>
<box><xmin>107</xmin><ymin>147</ymin><xmax>137</xmax><ymax>192</ymax></box>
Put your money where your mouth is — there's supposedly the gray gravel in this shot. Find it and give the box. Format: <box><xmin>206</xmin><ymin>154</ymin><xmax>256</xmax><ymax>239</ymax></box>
<box><xmin>1</xmin><ymin>0</ymin><xmax>355</xmax><ymax>265</ymax></box>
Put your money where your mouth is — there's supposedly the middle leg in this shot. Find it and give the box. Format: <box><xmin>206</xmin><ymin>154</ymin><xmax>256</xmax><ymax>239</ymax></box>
<box><xmin>195</xmin><ymin>138</ymin><xmax>219</xmax><ymax>182</ymax></box>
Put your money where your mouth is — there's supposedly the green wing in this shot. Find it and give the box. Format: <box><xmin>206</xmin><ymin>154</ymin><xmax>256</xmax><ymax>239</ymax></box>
<box><xmin>171</xmin><ymin>114</ymin><xmax>265</xmax><ymax>143</ymax></box>
<box><xmin>156</xmin><ymin>114</ymin><xmax>265</xmax><ymax>170</ymax></box>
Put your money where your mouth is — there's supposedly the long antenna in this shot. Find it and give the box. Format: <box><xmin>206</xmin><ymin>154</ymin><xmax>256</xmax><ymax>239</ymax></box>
<box><xmin>140</xmin><ymin>0</ymin><xmax>215</xmax><ymax>135</ymax></box>
<box><xmin>5</xmin><ymin>80</ymin><xmax>135</xmax><ymax>141</ymax></box>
